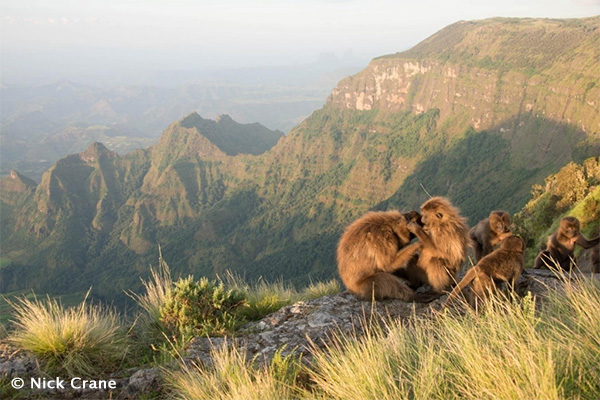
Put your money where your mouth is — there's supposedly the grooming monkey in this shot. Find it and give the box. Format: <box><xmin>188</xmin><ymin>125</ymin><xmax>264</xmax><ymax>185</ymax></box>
<box><xmin>337</xmin><ymin>210</ymin><xmax>423</xmax><ymax>301</ymax></box>
<box><xmin>445</xmin><ymin>235</ymin><xmax>525</xmax><ymax>306</ymax></box>
<box><xmin>395</xmin><ymin>197</ymin><xmax>471</xmax><ymax>293</ymax></box>
<box><xmin>469</xmin><ymin>211</ymin><xmax>512</xmax><ymax>262</ymax></box>
<box><xmin>534</xmin><ymin>216</ymin><xmax>599</xmax><ymax>271</ymax></box>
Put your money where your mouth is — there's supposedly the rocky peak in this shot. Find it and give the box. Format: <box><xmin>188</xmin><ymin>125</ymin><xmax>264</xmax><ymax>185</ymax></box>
<box><xmin>79</xmin><ymin>142</ymin><xmax>117</xmax><ymax>163</ymax></box>
<box><xmin>179</xmin><ymin>111</ymin><xmax>207</xmax><ymax>129</ymax></box>
<box><xmin>0</xmin><ymin>169</ymin><xmax>37</xmax><ymax>194</ymax></box>
<box><xmin>167</xmin><ymin>111</ymin><xmax>282</xmax><ymax>156</ymax></box>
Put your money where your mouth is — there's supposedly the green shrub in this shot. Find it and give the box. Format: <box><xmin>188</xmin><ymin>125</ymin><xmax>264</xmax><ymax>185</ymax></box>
<box><xmin>7</xmin><ymin>293</ymin><xmax>127</xmax><ymax>376</ymax></box>
<box><xmin>160</xmin><ymin>277</ymin><xmax>247</xmax><ymax>338</ymax></box>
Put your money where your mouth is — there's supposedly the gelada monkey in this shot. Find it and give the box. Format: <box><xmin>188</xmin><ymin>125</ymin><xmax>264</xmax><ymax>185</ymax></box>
<box><xmin>397</xmin><ymin>197</ymin><xmax>471</xmax><ymax>293</ymax></box>
<box><xmin>445</xmin><ymin>235</ymin><xmax>524</xmax><ymax>306</ymax></box>
<box><xmin>469</xmin><ymin>211</ymin><xmax>512</xmax><ymax>262</ymax></box>
<box><xmin>534</xmin><ymin>216</ymin><xmax>599</xmax><ymax>271</ymax></box>
<box><xmin>337</xmin><ymin>210</ymin><xmax>422</xmax><ymax>301</ymax></box>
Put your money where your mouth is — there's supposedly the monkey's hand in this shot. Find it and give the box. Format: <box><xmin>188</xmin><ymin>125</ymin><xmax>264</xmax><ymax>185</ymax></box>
<box><xmin>388</xmin><ymin>242</ymin><xmax>422</xmax><ymax>270</ymax></box>
<box><xmin>497</xmin><ymin>232</ymin><xmax>512</xmax><ymax>241</ymax></box>
<box><xmin>407</xmin><ymin>222</ymin><xmax>423</xmax><ymax>233</ymax></box>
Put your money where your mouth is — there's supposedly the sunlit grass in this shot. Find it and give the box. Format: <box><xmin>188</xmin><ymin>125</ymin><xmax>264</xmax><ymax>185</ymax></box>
<box><xmin>7</xmin><ymin>291</ymin><xmax>128</xmax><ymax>376</ymax></box>
<box><xmin>308</xmin><ymin>273</ymin><xmax>600</xmax><ymax>400</ymax></box>
<box><xmin>165</xmin><ymin>343</ymin><xmax>302</xmax><ymax>400</ymax></box>
<box><xmin>223</xmin><ymin>273</ymin><xmax>340</xmax><ymax>321</ymax></box>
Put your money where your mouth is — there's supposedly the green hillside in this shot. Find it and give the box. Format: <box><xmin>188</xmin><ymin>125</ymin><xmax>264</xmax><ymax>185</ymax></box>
<box><xmin>513</xmin><ymin>157</ymin><xmax>600</xmax><ymax>266</ymax></box>
<box><xmin>1</xmin><ymin>17</ymin><xmax>599</xmax><ymax>305</ymax></box>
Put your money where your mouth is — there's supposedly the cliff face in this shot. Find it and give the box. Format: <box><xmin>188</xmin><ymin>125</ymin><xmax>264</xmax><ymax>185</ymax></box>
<box><xmin>330</xmin><ymin>18</ymin><xmax>599</xmax><ymax>135</ymax></box>
<box><xmin>1</xmin><ymin>17</ymin><xmax>599</xmax><ymax>302</ymax></box>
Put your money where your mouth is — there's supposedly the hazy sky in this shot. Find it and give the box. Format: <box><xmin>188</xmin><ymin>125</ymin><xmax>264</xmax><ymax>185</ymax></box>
<box><xmin>1</xmin><ymin>0</ymin><xmax>598</xmax><ymax>84</ymax></box>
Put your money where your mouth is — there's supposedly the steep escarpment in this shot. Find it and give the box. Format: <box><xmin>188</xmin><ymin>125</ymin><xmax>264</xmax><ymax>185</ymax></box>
<box><xmin>1</xmin><ymin>17</ymin><xmax>599</xmax><ymax>303</ymax></box>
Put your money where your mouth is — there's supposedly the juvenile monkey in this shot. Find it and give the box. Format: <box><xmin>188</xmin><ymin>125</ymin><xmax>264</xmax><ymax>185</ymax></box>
<box><xmin>337</xmin><ymin>210</ymin><xmax>422</xmax><ymax>301</ymax></box>
<box><xmin>534</xmin><ymin>216</ymin><xmax>600</xmax><ymax>271</ymax></box>
<box><xmin>445</xmin><ymin>235</ymin><xmax>525</xmax><ymax>306</ymax></box>
<box><xmin>396</xmin><ymin>197</ymin><xmax>471</xmax><ymax>293</ymax></box>
<box><xmin>469</xmin><ymin>211</ymin><xmax>512</xmax><ymax>262</ymax></box>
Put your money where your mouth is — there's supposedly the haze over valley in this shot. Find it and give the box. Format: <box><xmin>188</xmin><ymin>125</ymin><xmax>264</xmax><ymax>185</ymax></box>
<box><xmin>1</xmin><ymin>56</ymin><xmax>365</xmax><ymax>180</ymax></box>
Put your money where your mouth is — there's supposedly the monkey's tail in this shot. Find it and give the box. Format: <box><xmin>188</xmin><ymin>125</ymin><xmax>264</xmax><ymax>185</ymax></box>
<box><xmin>445</xmin><ymin>267</ymin><xmax>479</xmax><ymax>306</ymax></box>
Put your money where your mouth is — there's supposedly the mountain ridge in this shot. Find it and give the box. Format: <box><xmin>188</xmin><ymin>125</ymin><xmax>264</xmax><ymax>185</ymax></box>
<box><xmin>1</xmin><ymin>17</ymin><xmax>599</xmax><ymax>303</ymax></box>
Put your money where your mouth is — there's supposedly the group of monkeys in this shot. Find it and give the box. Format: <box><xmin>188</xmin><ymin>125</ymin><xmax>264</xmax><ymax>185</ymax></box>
<box><xmin>336</xmin><ymin>196</ymin><xmax>600</xmax><ymax>306</ymax></box>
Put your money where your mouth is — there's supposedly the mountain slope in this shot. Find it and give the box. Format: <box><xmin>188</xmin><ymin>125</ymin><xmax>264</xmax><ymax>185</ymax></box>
<box><xmin>1</xmin><ymin>17</ymin><xmax>599</xmax><ymax>304</ymax></box>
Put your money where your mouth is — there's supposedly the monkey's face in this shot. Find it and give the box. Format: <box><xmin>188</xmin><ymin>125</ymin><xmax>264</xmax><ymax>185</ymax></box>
<box><xmin>420</xmin><ymin>197</ymin><xmax>460</xmax><ymax>230</ymax></box>
<box><xmin>490</xmin><ymin>211</ymin><xmax>511</xmax><ymax>234</ymax></box>
<box><xmin>421</xmin><ymin>208</ymin><xmax>445</xmax><ymax>228</ymax></box>
<box><xmin>403</xmin><ymin>211</ymin><xmax>423</xmax><ymax>226</ymax></box>
<box><xmin>560</xmin><ymin>217</ymin><xmax>580</xmax><ymax>238</ymax></box>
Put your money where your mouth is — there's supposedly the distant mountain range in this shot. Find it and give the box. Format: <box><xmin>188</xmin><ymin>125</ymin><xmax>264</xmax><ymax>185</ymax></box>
<box><xmin>1</xmin><ymin>62</ymin><xmax>361</xmax><ymax>180</ymax></box>
<box><xmin>1</xmin><ymin>16</ymin><xmax>599</xmax><ymax>305</ymax></box>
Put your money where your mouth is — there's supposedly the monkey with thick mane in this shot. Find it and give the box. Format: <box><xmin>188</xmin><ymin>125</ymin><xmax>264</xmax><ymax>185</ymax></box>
<box><xmin>534</xmin><ymin>216</ymin><xmax>599</xmax><ymax>271</ymax></box>
<box><xmin>470</xmin><ymin>210</ymin><xmax>512</xmax><ymax>262</ymax></box>
<box><xmin>395</xmin><ymin>197</ymin><xmax>471</xmax><ymax>293</ymax></box>
<box><xmin>445</xmin><ymin>235</ymin><xmax>524</xmax><ymax>307</ymax></box>
<box><xmin>337</xmin><ymin>210</ymin><xmax>423</xmax><ymax>301</ymax></box>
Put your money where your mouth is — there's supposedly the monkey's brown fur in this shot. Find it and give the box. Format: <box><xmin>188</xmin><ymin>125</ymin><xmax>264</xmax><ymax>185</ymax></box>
<box><xmin>396</xmin><ymin>197</ymin><xmax>471</xmax><ymax>293</ymax></box>
<box><xmin>534</xmin><ymin>216</ymin><xmax>600</xmax><ymax>271</ymax></box>
<box><xmin>445</xmin><ymin>235</ymin><xmax>524</xmax><ymax>306</ymax></box>
<box><xmin>469</xmin><ymin>210</ymin><xmax>512</xmax><ymax>262</ymax></box>
<box><xmin>337</xmin><ymin>210</ymin><xmax>422</xmax><ymax>301</ymax></box>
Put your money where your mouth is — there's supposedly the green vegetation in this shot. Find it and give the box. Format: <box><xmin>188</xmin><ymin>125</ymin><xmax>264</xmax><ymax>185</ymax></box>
<box><xmin>123</xmin><ymin>259</ymin><xmax>341</xmax><ymax>365</ymax></box>
<box><xmin>3</xmin><ymin>261</ymin><xmax>599</xmax><ymax>399</ymax></box>
<box><xmin>513</xmin><ymin>157</ymin><xmax>600</xmax><ymax>264</ymax></box>
<box><xmin>160</xmin><ymin>277</ymin><xmax>247</xmax><ymax>338</ymax></box>
<box><xmin>6</xmin><ymin>292</ymin><xmax>128</xmax><ymax>376</ymax></box>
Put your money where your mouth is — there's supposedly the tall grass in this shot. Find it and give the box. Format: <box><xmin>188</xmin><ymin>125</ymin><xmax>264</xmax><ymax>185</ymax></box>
<box><xmin>164</xmin><ymin>273</ymin><xmax>600</xmax><ymax>400</ymax></box>
<box><xmin>127</xmin><ymin>251</ymin><xmax>173</xmax><ymax>343</ymax></box>
<box><xmin>539</xmin><ymin>273</ymin><xmax>600</xmax><ymax>398</ymax></box>
<box><xmin>223</xmin><ymin>274</ymin><xmax>300</xmax><ymax>321</ymax></box>
<box><xmin>223</xmin><ymin>272</ymin><xmax>341</xmax><ymax>321</ymax></box>
<box><xmin>7</xmin><ymin>292</ymin><xmax>127</xmax><ymax>376</ymax></box>
<box><xmin>309</xmin><ymin>275</ymin><xmax>600</xmax><ymax>400</ymax></box>
<box><xmin>165</xmin><ymin>343</ymin><xmax>302</xmax><ymax>400</ymax></box>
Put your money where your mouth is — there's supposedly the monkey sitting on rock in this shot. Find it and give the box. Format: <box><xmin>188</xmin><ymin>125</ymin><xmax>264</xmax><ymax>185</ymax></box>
<box><xmin>469</xmin><ymin>210</ymin><xmax>512</xmax><ymax>262</ymax></box>
<box><xmin>534</xmin><ymin>216</ymin><xmax>599</xmax><ymax>271</ymax></box>
<box><xmin>446</xmin><ymin>235</ymin><xmax>525</xmax><ymax>307</ymax></box>
<box><xmin>395</xmin><ymin>197</ymin><xmax>471</xmax><ymax>294</ymax></box>
<box><xmin>337</xmin><ymin>210</ymin><xmax>423</xmax><ymax>301</ymax></box>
